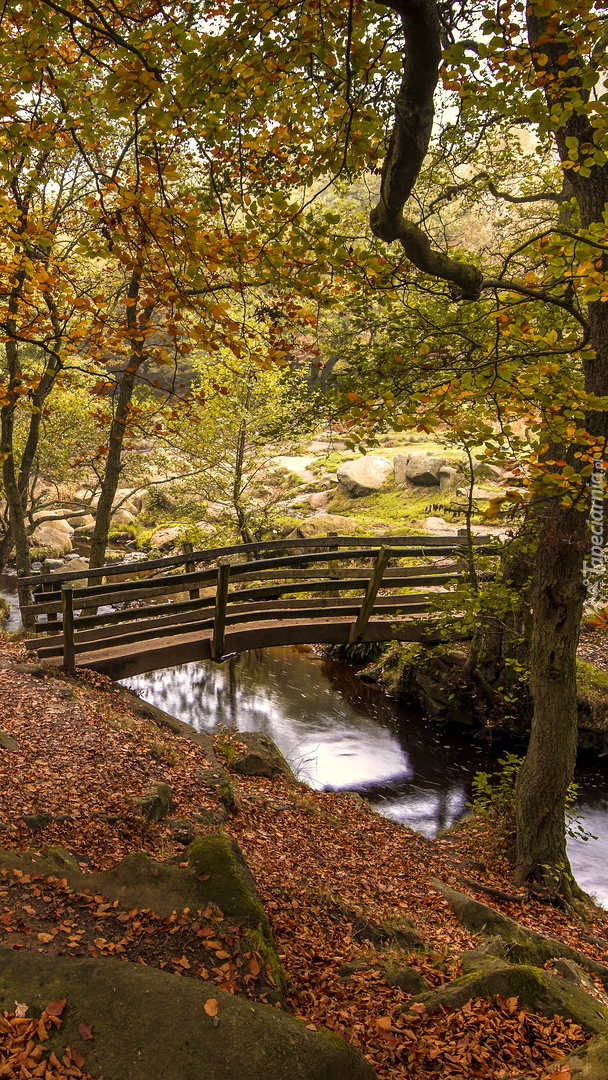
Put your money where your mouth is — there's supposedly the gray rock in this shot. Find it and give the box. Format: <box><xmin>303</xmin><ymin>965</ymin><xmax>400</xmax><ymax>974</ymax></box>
<box><xmin>432</xmin><ymin>879</ymin><xmax>608</xmax><ymax>986</ymax></box>
<box><xmin>66</xmin><ymin>513</ymin><xmax>96</xmax><ymax>528</ymax></box>
<box><xmin>438</xmin><ymin>466</ymin><xmax>461</xmax><ymax>491</ymax></box>
<box><xmin>12</xmin><ymin>663</ymin><xmax>46</xmax><ymax>677</ymax></box>
<box><xmin>51</xmin><ymin>557</ymin><xmax>89</xmax><ymax>574</ymax></box>
<box><xmin>394</xmin><ymin>453</ymin><xmax>447</xmax><ymax>487</ymax></box>
<box><xmin>22</xmin><ymin>813</ymin><xmax>53</xmax><ymax>830</ymax></box>
<box><xmin>41</xmin><ymin>558</ymin><xmax>65</xmax><ymax>572</ymax></box>
<box><xmin>308</xmin><ymin>490</ymin><xmax>331</xmax><ymax>509</ymax></box>
<box><xmin>337</xmin><ymin>455</ymin><xmax>392</xmax><ymax>496</ymax></box>
<box><xmin>456</xmin><ymin>485</ymin><xmax>501</xmax><ymax>500</ymax></box>
<box><xmin>147</xmin><ymin>525</ymin><xmax>183</xmax><ymax>550</ymax></box>
<box><xmin>111</xmin><ymin>507</ymin><xmax>137</xmax><ymax>526</ymax></box>
<box><xmin>227</xmin><ymin>732</ymin><xmax>296</xmax><ymax>780</ymax></box>
<box><xmin>405</xmin><ymin>955</ymin><xmax>608</xmax><ymax>1035</ymax></box>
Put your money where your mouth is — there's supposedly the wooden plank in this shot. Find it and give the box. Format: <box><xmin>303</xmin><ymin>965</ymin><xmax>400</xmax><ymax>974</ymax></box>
<box><xmin>233</xmin><ymin>562</ymin><xmax>463</xmax><ymax>582</ymax></box>
<box><xmin>183</xmin><ymin>540</ymin><xmax>200</xmax><ymax>600</ymax></box>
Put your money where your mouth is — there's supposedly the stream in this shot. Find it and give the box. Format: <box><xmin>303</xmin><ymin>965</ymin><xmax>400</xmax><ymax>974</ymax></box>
<box><xmin>121</xmin><ymin>645</ymin><xmax>608</xmax><ymax>909</ymax></box>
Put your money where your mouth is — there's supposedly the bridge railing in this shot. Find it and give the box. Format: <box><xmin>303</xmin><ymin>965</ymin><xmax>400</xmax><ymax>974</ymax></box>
<box><xmin>21</xmin><ymin>534</ymin><xmax>497</xmax><ymax>673</ymax></box>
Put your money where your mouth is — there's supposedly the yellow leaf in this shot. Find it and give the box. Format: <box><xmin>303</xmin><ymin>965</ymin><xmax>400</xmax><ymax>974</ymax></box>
<box><xmin>204</xmin><ymin>998</ymin><xmax>219</xmax><ymax>1017</ymax></box>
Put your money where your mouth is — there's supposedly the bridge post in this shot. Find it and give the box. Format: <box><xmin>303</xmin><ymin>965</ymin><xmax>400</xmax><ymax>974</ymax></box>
<box><xmin>212</xmin><ymin>561</ymin><xmax>231</xmax><ymax>659</ymax></box>
<box><xmin>349</xmin><ymin>546</ymin><xmax>390</xmax><ymax>644</ymax></box>
<box><xmin>182</xmin><ymin>540</ymin><xmax>200</xmax><ymax>600</ymax></box>
<box><xmin>61</xmin><ymin>584</ymin><xmax>76</xmax><ymax>675</ymax></box>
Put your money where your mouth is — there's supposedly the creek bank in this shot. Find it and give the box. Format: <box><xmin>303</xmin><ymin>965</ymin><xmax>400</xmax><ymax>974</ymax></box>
<box><xmin>354</xmin><ymin>640</ymin><xmax>608</xmax><ymax>761</ymax></box>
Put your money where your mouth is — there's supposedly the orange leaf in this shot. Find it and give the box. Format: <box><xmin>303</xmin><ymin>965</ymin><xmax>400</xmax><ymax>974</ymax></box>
<box><xmin>203</xmin><ymin>998</ymin><xmax>219</xmax><ymax>1017</ymax></box>
<box><xmin>78</xmin><ymin>1022</ymin><xmax>94</xmax><ymax>1040</ymax></box>
<box><xmin>375</xmin><ymin>1016</ymin><xmax>392</xmax><ymax>1030</ymax></box>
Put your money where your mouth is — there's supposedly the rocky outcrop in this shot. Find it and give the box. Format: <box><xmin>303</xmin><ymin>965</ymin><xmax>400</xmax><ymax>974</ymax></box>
<box><xmin>336</xmin><ymin>455</ymin><xmax>392</xmax><ymax>496</ymax></box>
<box><xmin>31</xmin><ymin>518</ymin><xmax>74</xmax><ymax>554</ymax></box>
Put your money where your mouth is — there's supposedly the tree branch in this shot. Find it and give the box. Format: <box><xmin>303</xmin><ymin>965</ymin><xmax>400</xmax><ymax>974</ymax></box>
<box><xmin>371</xmin><ymin>0</ymin><xmax>483</xmax><ymax>299</ymax></box>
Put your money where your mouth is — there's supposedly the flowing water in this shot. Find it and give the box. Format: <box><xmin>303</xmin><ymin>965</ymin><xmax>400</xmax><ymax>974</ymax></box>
<box><xmin>122</xmin><ymin>646</ymin><xmax>608</xmax><ymax>908</ymax></box>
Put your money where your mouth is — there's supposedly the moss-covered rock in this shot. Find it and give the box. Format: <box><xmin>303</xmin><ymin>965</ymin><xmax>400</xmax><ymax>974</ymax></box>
<box><xmin>0</xmin><ymin>947</ymin><xmax>376</xmax><ymax>1080</ymax></box>
<box><xmin>404</xmin><ymin>956</ymin><xmax>608</xmax><ymax>1035</ymax></box>
<box><xmin>224</xmin><ymin>733</ymin><xmax>296</xmax><ymax>781</ymax></box>
<box><xmin>558</xmin><ymin>1035</ymin><xmax>608</xmax><ymax>1078</ymax></box>
<box><xmin>432</xmin><ymin>879</ymin><xmax>608</xmax><ymax>987</ymax></box>
<box><xmin>135</xmin><ymin>781</ymin><xmax>175</xmax><ymax>822</ymax></box>
<box><xmin>0</xmin><ymin>839</ymin><xmax>285</xmax><ymax>1000</ymax></box>
<box><xmin>198</xmin><ymin>765</ymin><xmax>236</xmax><ymax>811</ymax></box>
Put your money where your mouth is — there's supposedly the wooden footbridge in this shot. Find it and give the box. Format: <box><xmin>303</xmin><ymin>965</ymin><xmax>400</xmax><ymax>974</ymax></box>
<box><xmin>20</xmin><ymin>534</ymin><xmax>494</xmax><ymax>679</ymax></box>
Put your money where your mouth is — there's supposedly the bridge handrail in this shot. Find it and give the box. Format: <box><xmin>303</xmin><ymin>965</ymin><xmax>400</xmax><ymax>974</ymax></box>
<box><xmin>18</xmin><ymin>532</ymin><xmax>496</xmax><ymax>587</ymax></box>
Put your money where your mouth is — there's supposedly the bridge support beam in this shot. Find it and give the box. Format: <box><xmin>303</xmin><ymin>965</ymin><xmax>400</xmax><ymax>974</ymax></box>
<box><xmin>212</xmin><ymin>561</ymin><xmax>231</xmax><ymax>659</ymax></box>
<box><xmin>349</xmin><ymin>546</ymin><xmax>390</xmax><ymax>644</ymax></box>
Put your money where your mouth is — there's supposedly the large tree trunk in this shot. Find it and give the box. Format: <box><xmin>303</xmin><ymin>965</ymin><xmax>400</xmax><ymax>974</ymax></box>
<box><xmin>514</xmin><ymin>503</ymin><xmax>586</xmax><ymax>896</ymax></box>
<box><xmin>511</xmin><ymin>6</ymin><xmax>608</xmax><ymax>896</ymax></box>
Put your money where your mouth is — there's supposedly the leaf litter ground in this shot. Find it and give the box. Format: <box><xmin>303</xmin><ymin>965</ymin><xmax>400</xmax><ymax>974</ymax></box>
<box><xmin>0</xmin><ymin>641</ymin><xmax>606</xmax><ymax>1079</ymax></box>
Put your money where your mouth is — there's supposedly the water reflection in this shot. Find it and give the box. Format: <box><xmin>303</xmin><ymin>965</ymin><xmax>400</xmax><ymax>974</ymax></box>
<box><xmin>0</xmin><ymin>573</ymin><xmax>23</xmax><ymax>634</ymax></box>
<box><xmin>122</xmin><ymin>646</ymin><xmax>495</xmax><ymax>838</ymax></box>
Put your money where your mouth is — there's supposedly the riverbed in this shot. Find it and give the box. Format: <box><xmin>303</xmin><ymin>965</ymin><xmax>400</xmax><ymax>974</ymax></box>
<box><xmin>122</xmin><ymin>645</ymin><xmax>608</xmax><ymax>908</ymax></box>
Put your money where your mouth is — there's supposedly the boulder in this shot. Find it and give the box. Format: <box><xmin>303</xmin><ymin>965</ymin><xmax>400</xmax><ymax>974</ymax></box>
<box><xmin>136</xmin><ymin>781</ymin><xmax>175</xmax><ymax>822</ymax></box>
<box><xmin>0</xmin><ymin>732</ymin><xmax>18</xmax><ymax>751</ymax></box>
<box><xmin>111</xmin><ymin>507</ymin><xmax>137</xmax><ymax>526</ymax></box>
<box><xmin>114</xmin><ymin>487</ymin><xmax>143</xmax><ymax>513</ymax></box>
<box><xmin>32</xmin><ymin>511</ymin><xmax>74</xmax><ymax>531</ymax></box>
<box><xmin>225</xmin><ymin>732</ymin><xmax>296</xmax><ymax>780</ymax></box>
<box><xmin>31</xmin><ymin>523</ymin><xmax>73</xmax><ymax>553</ymax></box>
<box><xmin>423</xmin><ymin>517</ymin><xmax>458</xmax><ymax>535</ymax></box>
<box><xmin>0</xmin><ymin>948</ymin><xmax>376</xmax><ymax>1080</ymax></box>
<box><xmin>148</xmin><ymin>525</ymin><xmax>183</xmax><ymax>550</ymax></box>
<box><xmin>308</xmin><ymin>491</ymin><xmax>331</xmax><ymax>509</ymax></box>
<box><xmin>51</xmin><ymin>557</ymin><xmax>89</xmax><ymax>574</ymax></box>
<box><xmin>438</xmin><ymin>466</ymin><xmax>460</xmax><ymax>491</ymax></box>
<box><xmin>287</xmin><ymin>514</ymin><xmax>357</xmax><ymax>539</ymax></box>
<box><xmin>336</xmin><ymin>455</ymin><xmax>392</xmax><ymax>496</ymax></box>
<box><xmin>66</xmin><ymin>512</ymin><xmax>96</xmax><ymax>528</ymax></box>
<box><xmin>559</xmin><ymin>1035</ymin><xmax>608</xmax><ymax>1079</ymax></box>
<box><xmin>394</xmin><ymin>453</ymin><xmax>447</xmax><ymax>487</ymax></box>
<box><xmin>456</xmin><ymin>485</ymin><xmax>501</xmax><ymax>500</ymax></box>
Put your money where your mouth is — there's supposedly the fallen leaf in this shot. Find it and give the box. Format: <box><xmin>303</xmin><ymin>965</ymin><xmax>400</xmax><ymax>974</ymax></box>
<box><xmin>78</xmin><ymin>1022</ymin><xmax>94</xmax><ymax>1040</ymax></box>
<box><xmin>44</xmin><ymin>999</ymin><xmax>67</xmax><ymax>1017</ymax></box>
<box><xmin>203</xmin><ymin>998</ymin><xmax>219</xmax><ymax>1017</ymax></box>
<box><xmin>375</xmin><ymin>1016</ymin><xmax>392</xmax><ymax>1030</ymax></box>
<box><xmin>14</xmin><ymin>1001</ymin><xmax>28</xmax><ymax>1017</ymax></box>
